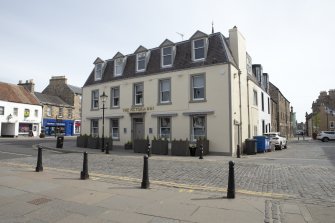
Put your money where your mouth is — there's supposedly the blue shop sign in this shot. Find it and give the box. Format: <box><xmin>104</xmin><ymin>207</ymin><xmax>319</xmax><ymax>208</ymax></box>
<box><xmin>46</xmin><ymin>122</ymin><xmax>66</xmax><ymax>126</ymax></box>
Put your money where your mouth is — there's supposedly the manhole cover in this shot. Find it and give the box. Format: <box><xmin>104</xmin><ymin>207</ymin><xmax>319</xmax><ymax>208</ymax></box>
<box><xmin>27</xmin><ymin>198</ymin><xmax>52</xmax><ymax>205</ymax></box>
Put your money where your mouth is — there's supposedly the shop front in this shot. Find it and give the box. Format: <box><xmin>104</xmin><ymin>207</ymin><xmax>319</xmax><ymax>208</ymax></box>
<box><xmin>43</xmin><ymin>118</ymin><xmax>74</xmax><ymax>136</ymax></box>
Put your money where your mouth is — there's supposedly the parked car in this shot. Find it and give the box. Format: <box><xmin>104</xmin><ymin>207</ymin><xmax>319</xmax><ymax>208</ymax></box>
<box><xmin>263</xmin><ymin>132</ymin><xmax>287</xmax><ymax>150</ymax></box>
<box><xmin>317</xmin><ymin>131</ymin><xmax>335</xmax><ymax>142</ymax></box>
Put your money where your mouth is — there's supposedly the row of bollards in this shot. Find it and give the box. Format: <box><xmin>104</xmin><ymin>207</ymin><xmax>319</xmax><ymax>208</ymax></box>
<box><xmin>35</xmin><ymin>145</ymin><xmax>235</xmax><ymax>198</ymax></box>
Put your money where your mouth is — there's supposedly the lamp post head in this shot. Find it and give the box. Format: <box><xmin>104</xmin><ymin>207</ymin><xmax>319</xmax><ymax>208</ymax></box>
<box><xmin>100</xmin><ymin>91</ymin><xmax>108</xmax><ymax>103</ymax></box>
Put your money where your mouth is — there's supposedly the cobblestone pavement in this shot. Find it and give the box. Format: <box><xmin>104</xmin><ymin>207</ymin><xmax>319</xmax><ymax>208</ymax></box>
<box><xmin>2</xmin><ymin>139</ymin><xmax>335</xmax><ymax>208</ymax></box>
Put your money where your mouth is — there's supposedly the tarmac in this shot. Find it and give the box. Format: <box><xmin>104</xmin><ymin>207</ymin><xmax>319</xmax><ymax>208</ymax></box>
<box><xmin>0</xmin><ymin>137</ymin><xmax>328</xmax><ymax>222</ymax></box>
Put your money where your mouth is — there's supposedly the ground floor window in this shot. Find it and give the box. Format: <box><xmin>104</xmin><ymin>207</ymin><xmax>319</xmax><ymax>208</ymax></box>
<box><xmin>74</xmin><ymin>121</ymin><xmax>81</xmax><ymax>134</ymax></box>
<box><xmin>159</xmin><ymin>117</ymin><xmax>171</xmax><ymax>140</ymax></box>
<box><xmin>91</xmin><ymin>119</ymin><xmax>99</xmax><ymax>137</ymax></box>
<box><xmin>19</xmin><ymin>123</ymin><xmax>31</xmax><ymax>133</ymax></box>
<box><xmin>110</xmin><ymin>119</ymin><xmax>119</xmax><ymax>140</ymax></box>
<box><xmin>330</xmin><ymin>121</ymin><xmax>334</xmax><ymax>129</ymax></box>
<box><xmin>191</xmin><ymin>115</ymin><xmax>206</xmax><ymax>141</ymax></box>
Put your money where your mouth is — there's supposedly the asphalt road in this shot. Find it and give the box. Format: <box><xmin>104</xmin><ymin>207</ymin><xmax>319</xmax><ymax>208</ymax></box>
<box><xmin>0</xmin><ymin>137</ymin><xmax>63</xmax><ymax>160</ymax></box>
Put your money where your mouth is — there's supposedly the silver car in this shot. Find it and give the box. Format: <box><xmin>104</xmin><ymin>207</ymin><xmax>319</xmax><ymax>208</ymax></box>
<box><xmin>317</xmin><ymin>131</ymin><xmax>335</xmax><ymax>142</ymax></box>
<box><xmin>263</xmin><ymin>132</ymin><xmax>287</xmax><ymax>150</ymax></box>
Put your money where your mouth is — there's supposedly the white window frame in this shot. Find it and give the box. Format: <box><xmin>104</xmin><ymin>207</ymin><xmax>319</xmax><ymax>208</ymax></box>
<box><xmin>47</xmin><ymin>106</ymin><xmax>52</xmax><ymax>117</ymax></box>
<box><xmin>91</xmin><ymin>90</ymin><xmax>99</xmax><ymax>110</ymax></box>
<box><xmin>68</xmin><ymin>108</ymin><xmax>72</xmax><ymax>119</ymax></box>
<box><xmin>114</xmin><ymin>58</ymin><xmax>123</xmax><ymax>76</ymax></box>
<box><xmin>58</xmin><ymin>107</ymin><xmax>63</xmax><ymax>118</ymax></box>
<box><xmin>90</xmin><ymin>119</ymin><xmax>99</xmax><ymax>137</ymax></box>
<box><xmin>13</xmin><ymin>108</ymin><xmax>18</xmax><ymax>116</ymax></box>
<box><xmin>193</xmin><ymin>38</ymin><xmax>205</xmax><ymax>61</ymax></box>
<box><xmin>159</xmin><ymin>117</ymin><xmax>171</xmax><ymax>140</ymax></box>
<box><xmin>134</xmin><ymin>83</ymin><xmax>143</xmax><ymax>106</ymax></box>
<box><xmin>191</xmin><ymin>115</ymin><xmax>206</xmax><ymax>141</ymax></box>
<box><xmin>191</xmin><ymin>74</ymin><xmax>205</xmax><ymax>101</ymax></box>
<box><xmin>0</xmin><ymin>106</ymin><xmax>4</xmax><ymax>115</ymax></box>
<box><xmin>159</xmin><ymin>79</ymin><xmax>171</xmax><ymax>104</ymax></box>
<box><xmin>95</xmin><ymin>63</ymin><xmax>103</xmax><ymax>81</ymax></box>
<box><xmin>111</xmin><ymin>87</ymin><xmax>120</xmax><ymax>108</ymax></box>
<box><xmin>161</xmin><ymin>46</ymin><xmax>173</xmax><ymax>67</ymax></box>
<box><xmin>136</xmin><ymin>52</ymin><xmax>146</xmax><ymax>72</ymax></box>
<box><xmin>34</xmin><ymin>109</ymin><xmax>38</xmax><ymax>117</ymax></box>
<box><xmin>110</xmin><ymin>118</ymin><xmax>120</xmax><ymax>140</ymax></box>
<box><xmin>253</xmin><ymin>90</ymin><xmax>258</xmax><ymax>106</ymax></box>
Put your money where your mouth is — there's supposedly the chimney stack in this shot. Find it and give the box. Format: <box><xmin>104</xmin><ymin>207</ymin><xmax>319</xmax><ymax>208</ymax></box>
<box><xmin>18</xmin><ymin>79</ymin><xmax>35</xmax><ymax>93</ymax></box>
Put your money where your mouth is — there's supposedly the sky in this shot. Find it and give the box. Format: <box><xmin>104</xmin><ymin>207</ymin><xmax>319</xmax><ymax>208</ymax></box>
<box><xmin>0</xmin><ymin>0</ymin><xmax>334</xmax><ymax>122</ymax></box>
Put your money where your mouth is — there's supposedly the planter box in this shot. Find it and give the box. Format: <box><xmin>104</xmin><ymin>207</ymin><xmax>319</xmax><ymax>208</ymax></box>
<box><xmin>196</xmin><ymin>140</ymin><xmax>209</xmax><ymax>156</ymax></box>
<box><xmin>76</xmin><ymin>135</ymin><xmax>88</xmax><ymax>148</ymax></box>
<box><xmin>171</xmin><ymin>140</ymin><xmax>190</xmax><ymax>156</ymax></box>
<box><xmin>133</xmin><ymin>139</ymin><xmax>149</xmax><ymax>153</ymax></box>
<box><xmin>124</xmin><ymin>143</ymin><xmax>133</xmax><ymax>150</ymax></box>
<box><xmin>151</xmin><ymin>140</ymin><xmax>168</xmax><ymax>155</ymax></box>
<box><xmin>87</xmin><ymin>136</ymin><xmax>100</xmax><ymax>149</ymax></box>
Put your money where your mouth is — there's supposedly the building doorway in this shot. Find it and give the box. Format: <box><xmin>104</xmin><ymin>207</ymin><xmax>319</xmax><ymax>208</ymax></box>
<box><xmin>132</xmin><ymin>116</ymin><xmax>144</xmax><ymax>141</ymax></box>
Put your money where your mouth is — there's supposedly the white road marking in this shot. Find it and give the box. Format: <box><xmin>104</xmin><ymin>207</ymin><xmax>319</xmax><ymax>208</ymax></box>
<box><xmin>0</xmin><ymin>151</ymin><xmax>32</xmax><ymax>157</ymax></box>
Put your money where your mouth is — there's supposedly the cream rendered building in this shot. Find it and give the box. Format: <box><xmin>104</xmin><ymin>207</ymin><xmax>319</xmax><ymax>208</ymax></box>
<box><xmin>81</xmin><ymin>27</ymin><xmax>268</xmax><ymax>156</ymax></box>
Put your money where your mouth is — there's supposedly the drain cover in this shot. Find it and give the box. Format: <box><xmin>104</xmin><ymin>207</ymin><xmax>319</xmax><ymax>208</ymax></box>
<box><xmin>27</xmin><ymin>198</ymin><xmax>52</xmax><ymax>205</ymax></box>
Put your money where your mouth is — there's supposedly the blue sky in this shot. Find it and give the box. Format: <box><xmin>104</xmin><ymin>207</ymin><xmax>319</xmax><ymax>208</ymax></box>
<box><xmin>1</xmin><ymin>0</ymin><xmax>334</xmax><ymax>122</ymax></box>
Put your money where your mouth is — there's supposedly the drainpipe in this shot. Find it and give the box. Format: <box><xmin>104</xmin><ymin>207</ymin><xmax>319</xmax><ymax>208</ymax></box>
<box><xmin>247</xmin><ymin>78</ymin><xmax>250</xmax><ymax>138</ymax></box>
<box><xmin>238</xmin><ymin>70</ymin><xmax>242</xmax><ymax>151</ymax></box>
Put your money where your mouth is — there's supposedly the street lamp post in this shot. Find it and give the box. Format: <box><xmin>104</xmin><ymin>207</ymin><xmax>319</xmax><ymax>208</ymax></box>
<box><xmin>100</xmin><ymin>91</ymin><xmax>108</xmax><ymax>153</ymax></box>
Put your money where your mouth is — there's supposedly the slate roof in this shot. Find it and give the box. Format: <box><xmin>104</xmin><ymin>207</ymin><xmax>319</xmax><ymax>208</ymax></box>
<box><xmin>34</xmin><ymin>92</ymin><xmax>71</xmax><ymax>107</ymax></box>
<box><xmin>67</xmin><ymin>84</ymin><xmax>82</xmax><ymax>94</ymax></box>
<box><xmin>0</xmin><ymin>82</ymin><xmax>40</xmax><ymax>105</ymax></box>
<box><xmin>269</xmin><ymin>82</ymin><xmax>290</xmax><ymax>103</ymax></box>
<box><xmin>84</xmin><ymin>32</ymin><xmax>236</xmax><ymax>87</ymax></box>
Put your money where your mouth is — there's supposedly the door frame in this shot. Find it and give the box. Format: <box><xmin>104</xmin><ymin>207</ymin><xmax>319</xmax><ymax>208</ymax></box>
<box><xmin>131</xmin><ymin>113</ymin><xmax>145</xmax><ymax>142</ymax></box>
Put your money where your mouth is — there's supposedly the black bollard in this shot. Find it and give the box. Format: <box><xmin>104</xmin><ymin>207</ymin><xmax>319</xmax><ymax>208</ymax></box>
<box><xmin>80</xmin><ymin>152</ymin><xmax>89</xmax><ymax>180</ymax></box>
<box><xmin>199</xmin><ymin>144</ymin><xmax>204</xmax><ymax>159</ymax></box>
<box><xmin>147</xmin><ymin>142</ymin><xmax>151</xmax><ymax>157</ymax></box>
<box><xmin>35</xmin><ymin>146</ymin><xmax>43</xmax><ymax>172</ymax></box>
<box><xmin>141</xmin><ymin>155</ymin><xmax>150</xmax><ymax>189</ymax></box>
<box><xmin>227</xmin><ymin>161</ymin><xmax>235</xmax><ymax>199</ymax></box>
<box><xmin>237</xmin><ymin>145</ymin><xmax>241</xmax><ymax>158</ymax></box>
<box><xmin>105</xmin><ymin>142</ymin><xmax>109</xmax><ymax>154</ymax></box>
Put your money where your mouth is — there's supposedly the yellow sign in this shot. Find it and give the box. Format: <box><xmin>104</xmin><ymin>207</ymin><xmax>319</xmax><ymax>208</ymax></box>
<box><xmin>24</xmin><ymin>109</ymin><xmax>30</xmax><ymax>117</ymax></box>
<box><xmin>123</xmin><ymin>106</ymin><xmax>154</xmax><ymax>113</ymax></box>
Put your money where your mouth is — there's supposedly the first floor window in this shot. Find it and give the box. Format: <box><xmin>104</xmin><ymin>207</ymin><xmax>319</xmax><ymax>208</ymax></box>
<box><xmin>110</xmin><ymin>119</ymin><xmax>119</xmax><ymax>140</ymax></box>
<box><xmin>68</xmin><ymin>108</ymin><xmax>72</xmax><ymax>119</ymax></box>
<box><xmin>0</xmin><ymin>106</ymin><xmax>4</xmax><ymax>115</ymax></box>
<box><xmin>253</xmin><ymin>90</ymin><xmax>258</xmax><ymax>106</ymax></box>
<box><xmin>159</xmin><ymin>79</ymin><xmax>171</xmax><ymax>103</ymax></box>
<box><xmin>58</xmin><ymin>107</ymin><xmax>63</xmax><ymax>117</ymax></box>
<box><xmin>47</xmin><ymin>106</ymin><xmax>52</xmax><ymax>116</ymax></box>
<box><xmin>134</xmin><ymin>83</ymin><xmax>143</xmax><ymax>105</ymax></box>
<box><xmin>330</xmin><ymin>121</ymin><xmax>334</xmax><ymax>129</ymax></box>
<box><xmin>159</xmin><ymin>117</ymin><xmax>171</xmax><ymax>140</ymax></box>
<box><xmin>191</xmin><ymin>74</ymin><xmax>205</xmax><ymax>101</ymax></box>
<box><xmin>191</xmin><ymin>116</ymin><xmax>206</xmax><ymax>141</ymax></box>
<box><xmin>111</xmin><ymin>87</ymin><xmax>120</xmax><ymax>107</ymax></box>
<box><xmin>91</xmin><ymin>119</ymin><xmax>99</xmax><ymax>137</ymax></box>
<box><xmin>34</xmin><ymin>109</ymin><xmax>38</xmax><ymax>117</ymax></box>
<box><xmin>13</xmin><ymin>108</ymin><xmax>18</xmax><ymax>116</ymax></box>
<box><xmin>92</xmin><ymin>90</ymin><xmax>99</xmax><ymax>109</ymax></box>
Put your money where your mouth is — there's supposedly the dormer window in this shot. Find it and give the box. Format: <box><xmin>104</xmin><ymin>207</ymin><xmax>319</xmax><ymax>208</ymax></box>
<box><xmin>162</xmin><ymin>46</ymin><xmax>173</xmax><ymax>67</ymax></box>
<box><xmin>114</xmin><ymin>58</ymin><xmax>124</xmax><ymax>76</ymax></box>
<box><xmin>193</xmin><ymin>39</ymin><xmax>205</xmax><ymax>61</ymax></box>
<box><xmin>95</xmin><ymin>63</ymin><xmax>103</xmax><ymax>81</ymax></box>
<box><xmin>137</xmin><ymin>52</ymin><xmax>146</xmax><ymax>72</ymax></box>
